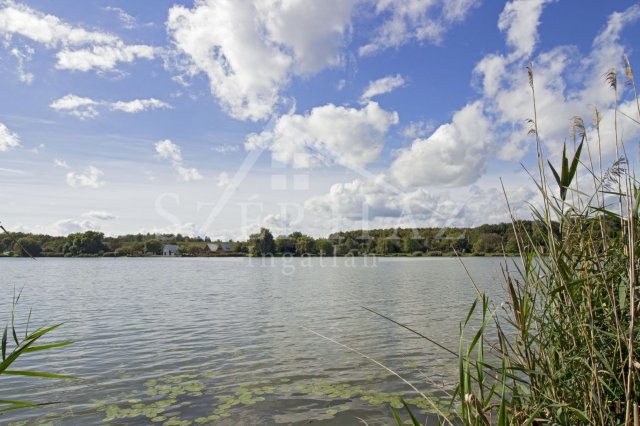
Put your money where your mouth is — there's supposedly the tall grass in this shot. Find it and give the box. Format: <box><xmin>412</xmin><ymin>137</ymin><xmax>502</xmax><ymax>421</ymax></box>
<box><xmin>386</xmin><ymin>63</ymin><xmax>640</xmax><ymax>425</ymax></box>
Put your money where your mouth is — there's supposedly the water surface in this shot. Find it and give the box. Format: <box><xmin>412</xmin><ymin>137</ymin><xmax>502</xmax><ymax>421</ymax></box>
<box><xmin>1</xmin><ymin>257</ymin><xmax>510</xmax><ymax>425</ymax></box>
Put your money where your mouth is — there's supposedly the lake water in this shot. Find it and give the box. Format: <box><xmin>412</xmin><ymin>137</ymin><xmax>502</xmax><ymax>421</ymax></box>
<box><xmin>1</xmin><ymin>257</ymin><xmax>511</xmax><ymax>425</ymax></box>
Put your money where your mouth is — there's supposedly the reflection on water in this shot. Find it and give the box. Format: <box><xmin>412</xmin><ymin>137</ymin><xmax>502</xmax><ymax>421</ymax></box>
<box><xmin>0</xmin><ymin>257</ymin><xmax>509</xmax><ymax>425</ymax></box>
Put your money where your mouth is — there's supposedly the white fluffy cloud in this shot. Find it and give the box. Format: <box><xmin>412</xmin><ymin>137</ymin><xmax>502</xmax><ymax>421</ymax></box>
<box><xmin>50</xmin><ymin>94</ymin><xmax>99</xmax><ymax>119</ymax></box>
<box><xmin>0</xmin><ymin>123</ymin><xmax>21</xmax><ymax>151</ymax></box>
<box><xmin>306</xmin><ymin>174</ymin><xmax>440</xmax><ymax>220</ymax></box>
<box><xmin>66</xmin><ymin>165</ymin><xmax>105</xmax><ymax>188</ymax></box>
<box><xmin>50</xmin><ymin>94</ymin><xmax>170</xmax><ymax>118</ymax></box>
<box><xmin>305</xmin><ymin>173</ymin><xmax>536</xmax><ymax>230</ymax></box>
<box><xmin>361</xmin><ymin>74</ymin><xmax>406</xmax><ymax>101</ymax></box>
<box><xmin>155</xmin><ymin>139</ymin><xmax>183</xmax><ymax>162</ymax></box>
<box><xmin>245</xmin><ymin>101</ymin><xmax>398</xmax><ymax>169</ymax></box>
<box><xmin>359</xmin><ymin>0</ymin><xmax>480</xmax><ymax>56</ymax></box>
<box><xmin>175</xmin><ymin>166</ymin><xmax>203</xmax><ymax>182</ymax></box>
<box><xmin>167</xmin><ymin>0</ymin><xmax>356</xmax><ymax>121</ymax></box>
<box><xmin>0</xmin><ymin>1</ymin><xmax>156</xmax><ymax>72</ymax></box>
<box><xmin>391</xmin><ymin>101</ymin><xmax>491</xmax><ymax>187</ymax></box>
<box><xmin>154</xmin><ymin>139</ymin><xmax>203</xmax><ymax>182</ymax></box>
<box><xmin>497</xmin><ymin>0</ymin><xmax>549</xmax><ymax>58</ymax></box>
<box><xmin>55</xmin><ymin>43</ymin><xmax>155</xmax><ymax>72</ymax></box>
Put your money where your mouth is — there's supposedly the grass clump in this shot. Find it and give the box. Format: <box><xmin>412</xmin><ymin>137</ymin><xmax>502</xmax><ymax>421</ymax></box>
<box><xmin>1</xmin><ymin>291</ymin><xmax>74</xmax><ymax>412</ymax></box>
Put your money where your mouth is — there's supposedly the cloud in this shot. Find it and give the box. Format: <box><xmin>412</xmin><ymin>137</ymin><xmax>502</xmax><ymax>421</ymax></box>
<box><xmin>53</xmin><ymin>158</ymin><xmax>69</xmax><ymax>168</ymax></box>
<box><xmin>211</xmin><ymin>144</ymin><xmax>240</xmax><ymax>154</ymax></box>
<box><xmin>155</xmin><ymin>139</ymin><xmax>183</xmax><ymax>162</ymax></box>
<box><xmin>154</xmin><ymin>139</ymin><xmax>203</xmax><ymax>182</ymax></box>
<box><xmin>66</xmin><ymin>165</ymin><xmax>105</xmax><ymax>188</ymax></box>
<box><xmin>306</xmin><ymin>174</ymin><xmax>441</xmax><ymax>220</ymax></box>
<box><xmin>50</xmin><ymin>94</ymin><xmax>171</xmax><ymax>118</ymax></box>
<box><xmin>0</xmin><ymin>1</ymin><xmax>156</xmax><ymax>72</ymax></box>
<box><xmin>81</xmin><ymin>210</ymin><xmax>117</xmax><ymax>221</ymax></box>
<box><xmin>139</xmin><ymin>222</ymin><xmax>202</xmax><ymax>238</ymax></box>
<box><xmin>360</xmin><ymin>74</ymin><xmax>406</xmax><ymax>101</ymax></box>
<box><xmin>216</xmin><ymin>171</ymin><xmax>231</xmax><ymax>188</ymax></box>
<box><xmin>55</xmin><ymin>43</ymin><xmax>155</xmax><ymax>72</ymax></box>
<box><xmin>498</xmin><ymin>0</ymin><xmax>549</xmax><ymax>58</ymax></box>
<box><xmin>246</xmin><ymin>101</ymin><xmax>398</xmax><ymax>169</ymax></box>
<box><xmin>50</xmin><ymin>94</ymin><xmax>99</xmax><ymax>119</ymax></box>
<box><xmin>166</xmin><ymin>0</ymin><xmax>356</xmax><ymax>121</ymax></box>
<box><xmin>175</xmin><ymin>166</ymin><xmax>203</xmax><ymax>182</ymax></box>
<box><xmin>44</xmin><ymin>219</ymin><xmax>101</xmax><ymax>236</ymax></box>
<box><xmin>391</xmin><ymin>101</ymin><xmax>492</xmax><ymax>187</ymax></box>
<box><xmin>103</xmin><ymin>6</ymin><xmax>152</xmax><ymax>30</ymax></box>
<box><xmin>305</xmin><ymin>174</ymin><xmax>536</xmax><ymax>230</ymax></box>
<box><xmin>0</xmin><ymin>123</ymin><xmax>21</xmax><ymax>151</ymax></box>
<box><xmin>110</xmin><ymin>98</ymin><xmax>171</xmax><ymax>113</ymax></box>
<box><xmin>359</xmin><ymin>0</ymin><xmax>480</xmax><ymax>56</ymax></box>
<box><xmin>10</xmin><ymin>45</ymin><xmax>34</xmax><ymax>84</ymax></box>
<box><xmin>401</xmin><ymin>120</ymin><xmax>435</xmax><ymax>139</ymax></box>
<box><xmin>475</xmin><ymin>3</ymin><xmax>640</xmax><ymax>163</ymax></box>
<box><xmin>29</xmin><ymin>143</ymin><xmax>44</xmax><ymax>154</ymax></box>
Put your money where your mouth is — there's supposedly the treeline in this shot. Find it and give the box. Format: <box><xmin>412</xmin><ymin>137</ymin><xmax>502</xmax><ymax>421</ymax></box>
<box><xmin>1</xmin><ymin>219</ymin><xmax>612</xmax><ymax>258</ymax></box>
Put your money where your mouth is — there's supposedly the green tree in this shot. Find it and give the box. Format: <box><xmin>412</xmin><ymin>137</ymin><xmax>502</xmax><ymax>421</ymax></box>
<box><xmin>316</xmin><ymin>239</ymin><xmax>334</xmax><ymax>255</ymax></box>
<box><xmin>402</xmin><ymin>235</ymin><xmax>422</xmax><ymax>254</ymax></box>
<box><xmin>144</xmin><ymin>239</ymin><xmax>163</xmax><ymax>255</ymax></box>
<box><xmin>232</xmin><ymin>241</ymin><xmax>247</xmax><ymax>253</ymax></box>
<box><xmin>473</xmin><ymin>233</ymin><xmax>502</xmax><ymax>253</ymax></box>
<box><xmin>64</xmin><ymin>231</ymin><xmax>106</xmax><ymax>255</ymax></box>
<box><xmin>275</xmin><ymin>236</ymin><xmax>295</xmax><ymax>255</ymax></box>
<box><xmin>15</xmin><ymin>237</ymin><xmax>42</xmax><ymax>257</ymax></box>
<box><xmin>249</xmin><ymin>228</ymin><xmax>275</xmax><ymax>255</ymax></box>
<box><xmin>129</xmin><ymin>241</ymin><xmax>145</xmax><ymax>255</ymax></box>
<box><xmin>295</xmin><ymin>236</ymin><xmax>316</xmax><ymax>256</ymax></box>
<box><xmin>376</xmin><ymin>238</ymin><xmax>399</xmax><ymax>255</ymax></box>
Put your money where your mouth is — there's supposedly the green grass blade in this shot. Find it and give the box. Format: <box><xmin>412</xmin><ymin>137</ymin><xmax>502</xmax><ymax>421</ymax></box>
<box><xmin>390</xmin><ymin>406</ymin><xmax>403</xmax><ymax>425</ymax></box>
<box><xmin>23</xmin><ymin>341</ymin><xmax>74</xmax><ymax>353</ymax></box>
<box><xmin>2</xmin><ymin>324</ymin><xmax>7</xmax><ymax>361</ymax></box>
<box><xmin>3</xmin><ymin>370</ymin><xmax>75</xmax><ymax>379</ymax></box>
<box><xmin>401</xmin><ymin>400</ymin><xmax>422</xmax><ymax>426</ymax></box>
<box><xmin>25</xmin><ymin>323</ymin><xmax>63</xmax><ymax>341</ymax></box>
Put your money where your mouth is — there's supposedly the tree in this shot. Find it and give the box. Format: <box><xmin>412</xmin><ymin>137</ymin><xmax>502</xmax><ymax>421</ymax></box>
<box><xmin>473</xmin><ymin>233</ymin><xmax>503</xmax><ymax>254</ymax></box>
<box><xmin>275</xmin><ymin>236</ymin><xmax>295</xmax><ymax>255</ymax></box>
<box><xmin>295</xmin><ymin>236</ymin><xmax>316</xmax><ymax>256</ymax></box>
<box><xmin>249</xmin><ymin>228</ymin><xmax>275</xmax><ymax>255</ymax></box>
<box><xmin>402</xmin><ymin>235</ymin><xmax>422</xmax><ymax>254</ymax></box>
<box><xmin>64</xmin><ymin>231</ymin><xmax>106</xmax><ymax>255</ymax></box>
<box><xmin>376</xmin><ymin>237</ymin><xmax>399</xmax><ymax>255</ymax></box>
<box><xmin>316</xmin><ymin>239</ymin><xmax>334</xmax><ymax>255</ymax></box>
<box><xmin>232</xmin><ymin>241</ymin><xmax>247</xmax><ymax>253</ymax></box>
<box><xmin>144</xmin><ymin>239</ymin><xmax>163</xmax><ymax>255</ymax></box>
<box><xmin>15</xmin><ymin>237</ymin><xmax>42</xmax><ymax>257</ymax></box>
<box><xmin>129</xmin><ymin>241</ymin><xmax>145</xmax><ymax>255</ymax></box>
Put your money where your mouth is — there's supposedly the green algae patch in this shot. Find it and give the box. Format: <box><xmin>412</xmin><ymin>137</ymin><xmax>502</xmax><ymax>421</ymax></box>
<box><xmin>88</xmin><ymin>369</ymin><xmax>445</xmax><ymax>424</ymax></box>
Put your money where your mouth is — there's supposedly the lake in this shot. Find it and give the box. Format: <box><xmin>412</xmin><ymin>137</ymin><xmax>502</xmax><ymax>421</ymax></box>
<box><xmin>1</xmin><ymin>257</ymin><xmax>511</xmax><ymax>425</ymax></box>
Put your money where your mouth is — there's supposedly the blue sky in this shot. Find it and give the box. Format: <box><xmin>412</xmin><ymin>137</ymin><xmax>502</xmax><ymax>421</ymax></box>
<box><xmin>1</xmin><ymin>0</ymin><xmax>640</xmax><ymax>239</ymax></box>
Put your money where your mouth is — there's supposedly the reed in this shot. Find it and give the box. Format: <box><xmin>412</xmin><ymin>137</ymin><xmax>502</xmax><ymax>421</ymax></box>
<box><xmin>388</xmin><ymin>61</ymin><xmax>640</xmax><ymax>425</ymax></box>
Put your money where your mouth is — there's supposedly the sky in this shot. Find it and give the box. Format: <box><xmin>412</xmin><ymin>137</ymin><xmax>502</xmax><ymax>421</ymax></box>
<box><xmin>1</xmin><ymin>0</ymin><xmax>640</xmax><ymax>240</ymax></box>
